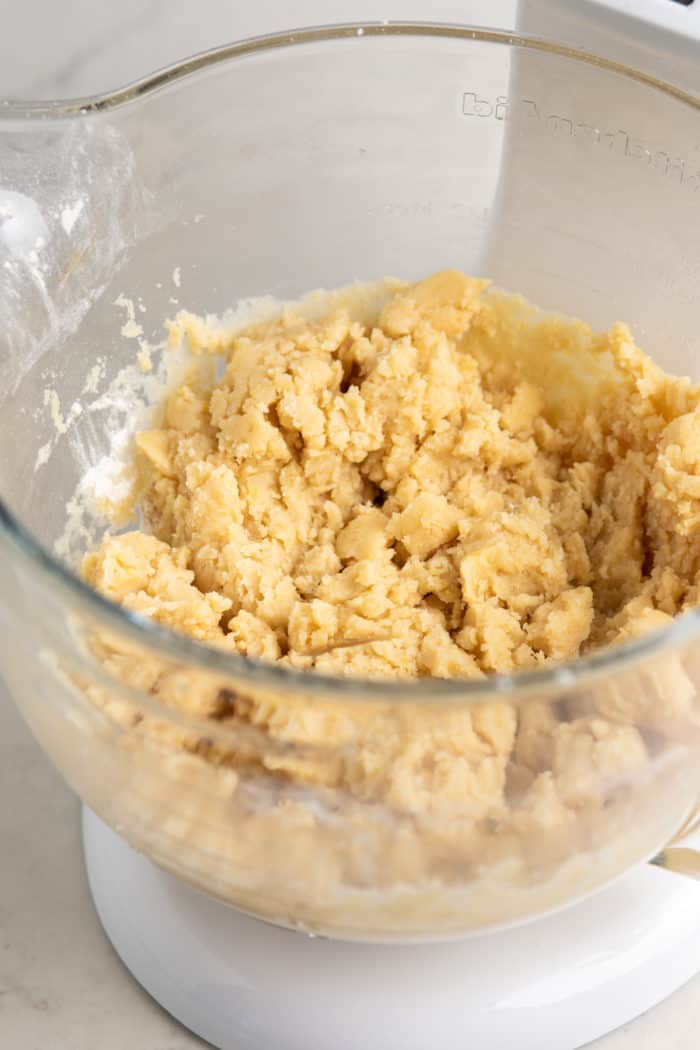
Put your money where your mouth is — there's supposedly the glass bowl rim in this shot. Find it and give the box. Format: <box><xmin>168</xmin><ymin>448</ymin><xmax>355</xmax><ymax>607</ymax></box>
<box><xmin>1</xmin><ymin>20</ymin><xmax>699</xmax><ymax>703</ymax></box>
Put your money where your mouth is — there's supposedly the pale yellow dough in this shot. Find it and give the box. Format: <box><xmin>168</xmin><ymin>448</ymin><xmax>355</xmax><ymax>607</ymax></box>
<box><xmin>76</xmin><ymin>271</ymin><xmax>700</xmax><ymax>935</ymax></box>
<box><xmin>85</xmin><ymin>269</ymin><xmax>700</xmax><ymax>677</ymax></box>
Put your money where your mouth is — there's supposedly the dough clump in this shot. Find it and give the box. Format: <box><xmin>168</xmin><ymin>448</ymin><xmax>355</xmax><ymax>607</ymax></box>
<box><xmin>85</xmin><ymin>270</ymin><xmax>700</xmax><ymax>676</ymax></box>
<box><xmin>75</xmin><ymin>272</ymin><xmax>700</xmax><ymax>935</ymax></box>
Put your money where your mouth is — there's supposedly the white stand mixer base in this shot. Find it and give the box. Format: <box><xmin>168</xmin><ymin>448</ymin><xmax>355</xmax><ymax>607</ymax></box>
<box><xmin>82</xmin><ymin>806</ymin><xmax>700</xmax><ymax>1050</ymax></box>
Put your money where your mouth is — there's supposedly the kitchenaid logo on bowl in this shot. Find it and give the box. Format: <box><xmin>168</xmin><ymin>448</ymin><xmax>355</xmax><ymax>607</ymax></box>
<box><xmin>462</xmin><ymin>91</ymin><xmax>700</xmax><ymax>193</ymax></box>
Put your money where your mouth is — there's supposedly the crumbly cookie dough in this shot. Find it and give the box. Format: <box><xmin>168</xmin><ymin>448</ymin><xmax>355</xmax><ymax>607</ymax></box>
<box><xmin>76</xmin><ymin>271</ymin><xmax>700</xmax><ymax>936</ymax></box>
<box><xmin>85</xmin><ymin>269</ymin><xmax>700</xmax><ymax>675</ymax></box>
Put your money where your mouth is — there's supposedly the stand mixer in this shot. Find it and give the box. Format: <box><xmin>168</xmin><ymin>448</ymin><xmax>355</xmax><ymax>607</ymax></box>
<box><xmin>2</xmin><ymin>8</ymin><xmax>700</xmax><ymax>1049</ymax></box>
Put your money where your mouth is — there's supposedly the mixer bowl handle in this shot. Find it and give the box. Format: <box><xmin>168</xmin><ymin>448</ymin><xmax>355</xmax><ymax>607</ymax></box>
<box><xmin>651</xmin><ymin>804</ymin><xmax>700</xmax><ymax>879</ymax></box>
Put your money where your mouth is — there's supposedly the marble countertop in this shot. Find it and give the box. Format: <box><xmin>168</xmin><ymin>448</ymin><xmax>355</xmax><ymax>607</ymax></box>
<box><xmin>0</xmin><ymin>2</ymin><xmax>698</xmax><ymax>1047</ymax></box>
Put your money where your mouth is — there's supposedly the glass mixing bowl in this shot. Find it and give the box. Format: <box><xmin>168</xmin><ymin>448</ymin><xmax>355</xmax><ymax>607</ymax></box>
<box><xmin>1</xmin><ymin>24</ymin><xmax>700</xmax><ymax>941</ymax></box>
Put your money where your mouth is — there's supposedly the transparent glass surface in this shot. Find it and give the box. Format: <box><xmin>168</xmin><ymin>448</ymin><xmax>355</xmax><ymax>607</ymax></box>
<box><xmin>1</xmin><ymin>26</ymin><xmax>700</xmax><ymax>940</ymax></box>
